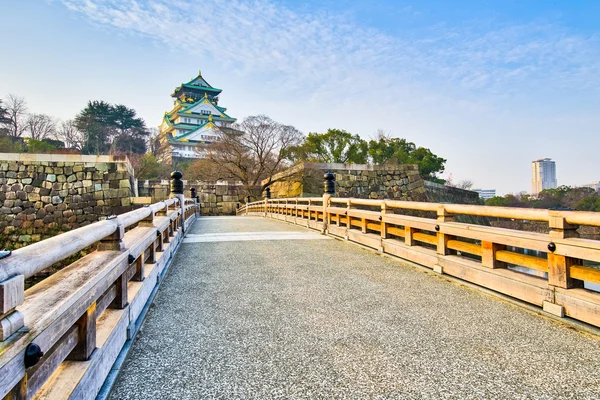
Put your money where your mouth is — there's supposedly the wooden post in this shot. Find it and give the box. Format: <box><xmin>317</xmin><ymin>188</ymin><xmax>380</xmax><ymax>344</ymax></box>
<box><xmin>345</xmin><ymin>199</ymin><xmax>351</xmax><ymax>239</ymax></box>
<box><xmin>322</xmin><ymin>194</ymin><xmax>331</xmax><ymax>234</ymax></box>
<box><xmin>111</xmin><ymin>272</ymin><xmax>129</xmax><ymax>309</ymax></box>
<box><xmin>436</xmin><ymin>206</ymin><xmax>454</xmax><ymax>255</ymax></box>
<box><xmin>405</xmin><ymin>226</ymin><xmax>416</xmax><ymax>246</ymax></box>
<box><xmin>547</xmin><ymin>212</ymin><xmax>583</xmax><ymax>288</ymax></box>
<box><xmin>133</xmin><ymin>254</ymin><xmax>145</xmax><ymax>282</ymax></box>
<box><xmin>549</xmin><ymin>212</ymin><xmax>579</xmax><ymax>239</ymax></box>
<box><xmin>481</xmin><ymin>241</ymin><xmax>506</xmax><ymax>268</ymax></box>
<box><xmin>0</xmin><ymin>275</ymin><xmax>25</xmax><ymax>341</ymax></box>
<box><xmin>548</xmin><ymin>253</ymin><xmax>583</xmax><ymax>289</ymax></box>
<box><xmin>170</xmin><ymin>171</ymin><xmax>185</xmax><ymax>233</ymax></box>
<box><xmin>68</xmin><ymin>302</ymin><xmax>96</xmax><ymax>361</ymax></box>
<box><xmin>381</xmin><ymin>202</ymin><xmax>388</xmax><ymax>240</ymax></box>
<box><xmin>97</xmin><ymin>220</ymin><xmax>124</xmax><ymax>251</ymax></box>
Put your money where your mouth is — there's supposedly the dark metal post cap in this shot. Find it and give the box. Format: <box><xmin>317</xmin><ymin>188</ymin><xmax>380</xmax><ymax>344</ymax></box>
<box><xmin>324</xmin><ymin>171</ymin><xmax>336</xmax><ymax>195</ymax></box>
<box><xmin>170</xmin><ymin>171</ymin><xmax>184</xmax><ymax>194</ymax></box>
<box><xmin>170</xmin><ymin>171</ymin><xmax>183</xmax><ymax>180</ymax></box>
<box><xmin>25</xmin><ymin>343</ymin><xmax>44</xmax><ymax>368</ymax></box>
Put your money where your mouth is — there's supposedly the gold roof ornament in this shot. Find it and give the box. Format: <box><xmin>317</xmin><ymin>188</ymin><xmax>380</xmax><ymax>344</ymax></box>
<box><xmin>187</xmin><ymin>97</ymin><xmax>194</xmax><ymax>102</ymax></box>
<box><xmin>198</xmin><ymin>70</ymin><xmax>202</xmax><ymax>76</ymax></box>
<box><xmin>208</xmin><ymin>114</ymin><xmax>213</xmax><ymax>122</ymax></box>
<box><xmin>204</xmin><ymin>92</ymin><xmax>208</xmax><ymax>99</ymax></box>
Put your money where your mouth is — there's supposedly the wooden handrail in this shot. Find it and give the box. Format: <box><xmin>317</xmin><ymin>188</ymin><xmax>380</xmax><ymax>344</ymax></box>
<box><xmin>0</xmin><ymin>220</ymin><xmax>118</xmax><ymax>282</ymax></box>
<box><xmin>0</xmin><ymin>195</ymin><xmax>200</xmax><ymax>398</ymax></box>
<box><xmin>241</xmin><ymin>195</ymin><xmax>600</xmax><ymax>331</ymax></box>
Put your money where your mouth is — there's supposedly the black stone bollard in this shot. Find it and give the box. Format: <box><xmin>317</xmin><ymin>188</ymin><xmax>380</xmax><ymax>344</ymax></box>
<box><xmin>246</xmin><ymin>195</ymin><xmax>251</xmax><ymax>203</ymax></box>
<box><xmin>190</xmin><ymin>187</ymin><xmax>197</xmax><ymax>198</ymax></box>
<box><xmin>265</xmin><ymin>187</ymin><xmax>271</xmax><ymax>199</ymax></box>
<box><xmin>170</xmin><ymin>171</ymin><xmax>184</xmax><ymax>195</ymax></box>
<box><xmin>324</xmin><ymin>171</ymin><xmax>335</xmax><ymax>195</ymax></box>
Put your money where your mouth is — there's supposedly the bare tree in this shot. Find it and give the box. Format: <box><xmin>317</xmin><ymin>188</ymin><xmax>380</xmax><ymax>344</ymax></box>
<box><xmin>56</xmin><ymin>119</ymin><xmax>84</xmax><ymax>150</ymax></box>
<box><xmin>1</xmin><ymin>94</ymin><xmax>28</xmax><ymax>137</ymax></box>
<box><xmin>25</xmin><ymin>113</ymin><xmax>57</xmax><ymax>140</ymax></box>
<box><xmin>454</xmin><ymin>180</ymin><xmax>474</xmax><ymax>190</ymax></box>
<box><xmin>205</xmin><ymin>115</ymin><xmax>304</xmax><ymax>198</ymax></box>
<box><xmin>372</xmin><ymin>128</ymin><xmax>392</xmax><ymax>141</ymax></box>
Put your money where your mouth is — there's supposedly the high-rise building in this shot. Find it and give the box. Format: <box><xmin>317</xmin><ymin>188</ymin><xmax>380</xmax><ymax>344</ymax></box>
<box><xmin>531</xmin><ymin>158</ymin><xmax>557</xmax><ymax>196</ymax></box>
<box><xmin>157</xmin><ymin>71</ymin><xmax>237</xmax><ymax>163</ymax></box>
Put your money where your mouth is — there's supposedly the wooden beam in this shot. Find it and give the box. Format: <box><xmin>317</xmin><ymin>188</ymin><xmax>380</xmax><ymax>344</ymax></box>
<box><xmin>68</xmin><ymin>302</ymin><xmax>96</xmax><ymax>361</ymax></box>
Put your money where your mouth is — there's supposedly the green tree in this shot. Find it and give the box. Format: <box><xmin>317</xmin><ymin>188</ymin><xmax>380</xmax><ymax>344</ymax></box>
<box><xmin>25</xmin><ymin>139</ymin><xmax>58</xmax><ymax>153</ymax></box>
<box><xmin>288</xmin><ymin>129</ymin><xmax>368</xmax><ymax>164</ymax></box>
<box><xmin>110</xmin><ymin>104</ymin><xmax>149</xmax><ymax>153</ymax></box>
<box><xmin>485</xmin><ymin>196</ymin><xmax>508</xmax><ymax>207</ymax></box>
<box><xmin>0</xmin><ymin>137</ymin><xmax>23</xmax><ymax>152</ymax></box>
<box><xmin>368</xmin><ymin>137</ymin><xmax>446</xmax><ymax>180</ymax></box>
<box><xmin>75</xmin><ymin>101</ymin><xmax>149</xmax><ymax>155</ymax></box>
<box><xmin>576</xmin><ymin>195</ymin><xmax>600</xmax><ymax>212</ymax></box>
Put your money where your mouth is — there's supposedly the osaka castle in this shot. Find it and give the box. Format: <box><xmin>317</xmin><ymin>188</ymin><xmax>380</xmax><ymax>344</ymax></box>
<box><xmin>157</xmin><ymin>71</ymin><xmax>237</xmax><ymax>163</ymax></box>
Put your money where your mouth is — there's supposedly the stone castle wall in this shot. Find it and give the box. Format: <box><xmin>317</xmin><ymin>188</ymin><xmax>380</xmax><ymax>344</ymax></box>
<box><xmin>424</xmin><ymin>181</ymin><xmax>480</xmax><ymax>204</ymax></box>
<box><xmin>265</xmin><ymin>162</ymin><xmax>479</xmax><ymax>206</ymax></box>
<box><xmin>138</xmin><ymin>180</ymin><xmax>245</xmax><ymax>216</ymax></box>
<box><xmin>266</xmin><ymin>162</ymin><xmax>428</xmax><ymax>201</ymax></box>
<box><xmin>0</xmin><ymin>154</ymin><xmax>135</xmax><ymax>248</ymax></box>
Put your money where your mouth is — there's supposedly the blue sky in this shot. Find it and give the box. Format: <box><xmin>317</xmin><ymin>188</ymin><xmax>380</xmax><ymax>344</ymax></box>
<box><xmin>1</xmin><ymin>0</ymin><xmax>599</xmax><ymax>195</ymax></box>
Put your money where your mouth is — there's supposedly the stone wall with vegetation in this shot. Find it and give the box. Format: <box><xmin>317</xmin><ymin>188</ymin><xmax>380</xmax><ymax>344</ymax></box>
<box><xmin>266</xmin><ymin>162</ymin><xmax>428</xmax><ymax>201</ymax></box>
<box><xmin>138</xmin><ymin>180</ymin><xmax>245</xmax><ymax>216</ymax></box>
<box><xmin>424</xmin><ymin>181</ymin><xmax>480</xmax><ymax>204</ymax></box>
<box><xmin>0</xmin><ymin>154</ymin><xmax>135</xmax><ymax>249</ymax></box>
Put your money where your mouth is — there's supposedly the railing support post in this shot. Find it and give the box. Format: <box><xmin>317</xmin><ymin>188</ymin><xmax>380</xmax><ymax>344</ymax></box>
<box><xmin>436</xmin><ymin>206</ymin><xmax>454</xmax><ymax>255</ymax></box>
<box><xmin>170</xmin><ymin>171</ymin><xmax>185</xmax><ymax>234</ymax></box>
<box><xmin>481</xmin><ymin>241</ymin><xmax>506</xmax><ymax>269</ymax></box>
<box><xmin>323</xmin><ymin>171</ymin><xmax>335</xmax><ymax>234</ymax></box>
<box><xmin>547</xmin><ymin>212</ymin><xmax>583</xmax><ymax>289</ymax></box>
<box><xmin>68</xmin><ymin>301</ymin><xmax>97</xmax><ymax>361</ymax></box>
<box><xmin>0</xmin><ymin>274</ymin><xmax>25</xmax><ymax>341</ymax></box>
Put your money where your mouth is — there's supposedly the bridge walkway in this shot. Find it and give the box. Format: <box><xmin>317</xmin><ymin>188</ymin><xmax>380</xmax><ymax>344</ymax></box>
<box><xmin>109</xmin><ymin>216</ymin><xmax>600</xmax><ymax>399</ymax></box>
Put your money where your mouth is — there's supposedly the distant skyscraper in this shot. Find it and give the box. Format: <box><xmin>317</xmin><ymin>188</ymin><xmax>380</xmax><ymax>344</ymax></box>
<box><xmin>531</xmin><ymin>158</ymin><xmax>557</xmax><ymax>196</ymax></box>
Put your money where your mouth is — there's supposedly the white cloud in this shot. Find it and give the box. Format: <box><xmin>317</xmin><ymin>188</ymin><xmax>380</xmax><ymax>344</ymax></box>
<box><xmin>55</xmin><ymin>0</ymin><xmax>600</xmax><ymax>110</ymax></box>
<box><xmin>51</xmin><ymin>0</ymin><xmax>600</xmax><ymax>193</ymax></box>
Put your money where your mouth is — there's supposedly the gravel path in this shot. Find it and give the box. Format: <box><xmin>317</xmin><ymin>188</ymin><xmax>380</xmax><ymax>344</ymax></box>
<box><xmin>110</xmin><ymin>216</ymin><xmax>600</xmax><ymax>399</ymax></box>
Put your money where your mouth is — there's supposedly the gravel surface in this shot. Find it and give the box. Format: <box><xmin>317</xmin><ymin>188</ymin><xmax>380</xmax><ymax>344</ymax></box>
<box><xmin>110</xmin><ymin>217</ymin><xmax>600</xmax><ymax>399</ymax></box>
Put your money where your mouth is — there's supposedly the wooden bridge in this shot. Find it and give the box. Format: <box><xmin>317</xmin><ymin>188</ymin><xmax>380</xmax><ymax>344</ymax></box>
<box><xmin>1</xmin><ymin>174</ymin><xmax>600</xmax><ymax>399</ymax></box>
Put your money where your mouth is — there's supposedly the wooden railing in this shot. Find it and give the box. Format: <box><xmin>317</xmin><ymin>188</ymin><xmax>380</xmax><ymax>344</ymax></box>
<box><xmin>0</xmin><ymin>196</ymin><xmax>200</xmax><ymax>399</ymax></box>
<box><xmin>239</xmin><ymin>196</ymin><xmax>600</xmax><ymax>329</ymax></box>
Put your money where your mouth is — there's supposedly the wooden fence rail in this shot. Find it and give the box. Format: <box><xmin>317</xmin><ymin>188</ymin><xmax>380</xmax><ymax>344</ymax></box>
<box><xmin>239</xmin><ymin>196</ymin><xmax>600</xmax><ymax>329</ymax></box>
<box><xmin>0</xmin><ymin>193</ymin><xmax>200</xmax><ymax>399</ymax></box>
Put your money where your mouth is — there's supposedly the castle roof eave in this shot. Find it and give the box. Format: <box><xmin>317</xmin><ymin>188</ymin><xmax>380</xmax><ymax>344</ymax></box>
<box><xmin>170</xmin><ymin>84</ymin><xmax>222</xmax><ymax>97</ymax></box>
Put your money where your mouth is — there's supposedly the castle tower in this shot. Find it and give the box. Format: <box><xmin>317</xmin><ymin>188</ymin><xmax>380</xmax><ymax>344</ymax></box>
<box><xmin>157</xmin><ymin>71</ymin><xmax>237</xmax><ymax>163</ymax></box>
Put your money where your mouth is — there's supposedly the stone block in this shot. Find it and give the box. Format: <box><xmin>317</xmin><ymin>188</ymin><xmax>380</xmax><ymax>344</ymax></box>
<box><xmin>46</xmin><ymin>174</ymin><xmax>56</xmax><ymax>182</ymax></box>
<box><xmin>542</xmin><ymin>301</ymin><xmax>564</xmax><ymax>317</ymax></box>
